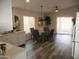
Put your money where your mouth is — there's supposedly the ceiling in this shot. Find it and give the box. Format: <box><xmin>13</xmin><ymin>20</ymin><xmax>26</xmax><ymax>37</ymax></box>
<box><xmin>12</xmin><ymin>0</ymin><xmax>79</xmax><ymax>13</ymax></box>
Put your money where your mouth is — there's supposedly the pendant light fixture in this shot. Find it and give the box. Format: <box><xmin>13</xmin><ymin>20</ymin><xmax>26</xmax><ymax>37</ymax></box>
<box><xmin>40</xmin><ymin>5</ymin><xmax>44</xmax><ymax>21</ymax></box>
<box><xmin>38</xmin><ymin>5</ymin><xmax>44</xmax><ymax>26</ymax></box>
<box><xmin>55</xmin><ymin>6</ymin><xmax>59</xmax><ymax>12</ymax></box>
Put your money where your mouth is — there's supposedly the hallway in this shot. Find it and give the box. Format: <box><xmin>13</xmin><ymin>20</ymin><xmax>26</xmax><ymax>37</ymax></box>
<box><xmin>26</xmin><ymin>34</ymin><xmax>73</xmax><ymax>59</ymax></box>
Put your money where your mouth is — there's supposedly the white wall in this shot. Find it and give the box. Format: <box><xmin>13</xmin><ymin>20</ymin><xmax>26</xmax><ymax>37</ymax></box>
<box><xmin>0</xmin><ymin>0</ymin><xmax>13</xmax><ymax>33</ymax></box>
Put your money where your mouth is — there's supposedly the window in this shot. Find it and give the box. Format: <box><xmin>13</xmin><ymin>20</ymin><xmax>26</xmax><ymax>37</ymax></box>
<box><xmin>23</xmin><ymin>16</ymin><xmax>35</xmax><ymax>34</ymax></box>
<box><xmin>57</xmin><ymin>17</ymin><xmax>73</xmax><ymax>34</ymax></box>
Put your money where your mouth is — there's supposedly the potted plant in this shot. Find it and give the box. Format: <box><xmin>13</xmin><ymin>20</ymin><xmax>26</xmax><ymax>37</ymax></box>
<box><xmin>44</xmin><ymin>15</ymin><xmax>51</xmax><ymax>26</ymax></box>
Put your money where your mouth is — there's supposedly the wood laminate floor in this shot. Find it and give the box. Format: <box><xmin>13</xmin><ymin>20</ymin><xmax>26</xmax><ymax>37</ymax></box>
<box><xmin>26</xmin><ymin>34</ymin><xmax>73</xmax><ymax>59</ymax></box>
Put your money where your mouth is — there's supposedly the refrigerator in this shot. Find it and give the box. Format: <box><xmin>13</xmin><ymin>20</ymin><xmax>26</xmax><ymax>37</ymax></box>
<box><xmin>73</xmin><ymin>12</ymin><xmax>79</xmax><ymax>59</ymax></box>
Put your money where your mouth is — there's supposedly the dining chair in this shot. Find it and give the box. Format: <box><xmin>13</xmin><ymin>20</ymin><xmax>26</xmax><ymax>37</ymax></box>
<box><xmin>30</xmin><ymin>28</ymin><xmax>41</xmax><ymax>42</ymax></box>
<box><xmin>49</xmin><ymin>29</ymin><xmax>54</xmax><ymax>41</ymax></box>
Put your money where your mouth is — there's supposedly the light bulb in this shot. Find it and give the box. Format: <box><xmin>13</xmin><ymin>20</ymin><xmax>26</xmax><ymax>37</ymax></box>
<box><xmin>55</xmin><ymin>6</ymin><xmax>59</xmax><ymax>12</ymax></box>
<box><xmin>55</xmin><ymin>9</ymin><xmax>59</xmax><ymax>12</ymax></box>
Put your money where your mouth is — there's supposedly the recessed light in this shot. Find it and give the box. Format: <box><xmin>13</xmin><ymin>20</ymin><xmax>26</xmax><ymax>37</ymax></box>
<box><xmin>26</xmin><ymin>0</ymin><xmax>30</xmax><ymax>3</ymax></box>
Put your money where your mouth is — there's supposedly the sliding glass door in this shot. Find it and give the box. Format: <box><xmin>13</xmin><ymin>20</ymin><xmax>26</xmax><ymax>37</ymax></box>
<box><xmin>57</xmin><ymin>17</ymin><xmax>73</xmax><ymax>34</ymax></box>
